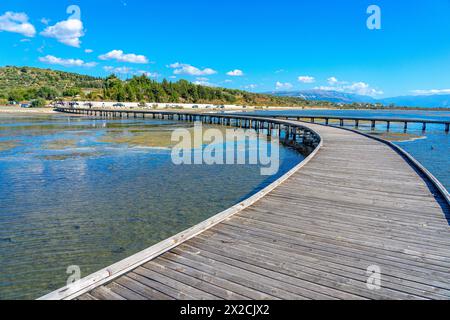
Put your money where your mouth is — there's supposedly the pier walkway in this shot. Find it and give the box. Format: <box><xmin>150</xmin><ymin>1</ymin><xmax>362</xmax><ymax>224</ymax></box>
<box><xmin>42</xmin><ymin>110</ymin><xmax>450</xmax><ymax>300</ymax></box>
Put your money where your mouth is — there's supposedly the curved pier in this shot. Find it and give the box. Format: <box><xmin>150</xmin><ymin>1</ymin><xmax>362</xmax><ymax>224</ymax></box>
<box><xmin>243</xmin><ymin>114</ymin><xmax>450</xmax><ymax>133</ymax></box>
<box><xmin>42</xmin><ymin>108</ymin><xmax>450</xmax><ymax>300</ymax></box>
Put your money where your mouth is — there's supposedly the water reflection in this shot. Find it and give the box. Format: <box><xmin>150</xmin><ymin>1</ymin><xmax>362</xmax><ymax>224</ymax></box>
<box><xmin>0</xmin><ymin>114</ymin><xmax>304</xmax><ymax>299</ymax></box>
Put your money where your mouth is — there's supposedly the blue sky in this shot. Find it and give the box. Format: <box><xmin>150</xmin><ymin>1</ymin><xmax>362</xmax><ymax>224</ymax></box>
<box><xmin>1</xmin><ymin>0</ymin><xmax>450</xmax><ymax>98</ymax></box>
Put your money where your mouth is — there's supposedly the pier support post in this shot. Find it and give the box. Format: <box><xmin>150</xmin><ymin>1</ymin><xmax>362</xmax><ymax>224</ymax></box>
<box><xmin>422</xmin><ymin>123</ymin><xmax>427</xmax><ymax>131</ymax></box>
<box><xmin>446</xmin><ymin>123</ymin><xmax>449</xmax><ymax>133</ymax></box>
<box><xmin>371</xmin><ymin>121</ymin><xmax>376</xmax><ymax>130</ymax></box>
<box><xmin>286</xmin><ymin>126</ymin><xmax>291</xmax><ymax>141</ymax></box>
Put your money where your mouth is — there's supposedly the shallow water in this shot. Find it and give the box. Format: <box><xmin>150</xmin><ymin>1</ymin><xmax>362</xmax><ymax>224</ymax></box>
<box><xmin>248</xmin><ymin>110</ymin><xmax>450</xmax><ymax>190</ymax></box>
<box><xmin>0</xmin><ymin>114</ymin><xmax>304</xmax><ymax>300</ymax></box>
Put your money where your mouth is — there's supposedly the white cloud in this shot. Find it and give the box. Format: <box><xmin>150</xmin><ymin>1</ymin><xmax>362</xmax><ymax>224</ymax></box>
<box><xmin>99</xmin><ymin>50</ymin><xmax>149</xmax><ymax>64</ymax></box>
<box><xmin>298</xmin><ymin>76</ymin><xmax>315</xmax><ymax>83</ymax></box>
<box><xmin>227</xmin><ymin>69</ymin><xmax>244</xmax><ymax>76</ymax></box>
<box><xmin>194</xmin><ymin>80</ymin><xmax>217</xmax><ymax>87</ymax></box>
<box><xmin>244</xmin><ymin>84</ymin><xmax>258</xmax><ymax>90</ymax></box>
<box><xmin>104</xmin><ymin>66</ymin><xmax>133</xmax><ymax>74</ymax></box>
<box><xmin>40</xmin><ymin>18</ymin><xmax>50</xmax><ymax>25</ymax></box>
<box><xmin>168</xmin><ymin>62</ymin><xmax>217</xmax><ymax>76</ymax></box>
<box><xmin>39</xmin><ymin>55</ymin><xmax>96</xmax><ymax>67</ymax></box>
<box><xmin>411</xmin><ymin>89</ymin><xmax>450</xmax><ymax>95</ymax></box>
<box><xmin>327</xmin><ymin>77</ymin><xmax>340</xmax><ymax>85</ymax></box>
<box><xmin>275</xmin><ymin>81</ymin><xmax>293</xmax><ymax>90</ymax></box>
<box><xmin>224</xmin><ymin>79</ymin><xmax>233</xmax><ymax>83</ymax></box>
<box><xmin>315</xmin><ymin>79</ymin><xmax>383</xmax><ymax>96</ymax></box>
<box><xmin>0</xmin><ymin>12</ymin><xmax>36</xmax><ymax>37</ymax></box>
<box><xmin>137</xmin><ymin>70</ymin><xmax>159</xmax><ymax>78</ymax></box>
<box><xmin>345</xmin><ymin>82</ymin><xmax>383</xmax><ymax>96</ymax></box>
<box><xmin>104</xmin><ymin>66</ymin><xmax>158</xmax><ymax>78</ymax></box>
<box><xmin>41</xmin><ymin>18</ymin><xmax>84</xmax><ymax>47</ymax></box>
<box><xmin>315</xmin><ymin>86</ymin><xmax>337</xmax><ymax>91</ymax></box>
<box><xmin>84</xmin><ymin>49</ymin><xmax>93</xmax><ymax>53</ymax></box>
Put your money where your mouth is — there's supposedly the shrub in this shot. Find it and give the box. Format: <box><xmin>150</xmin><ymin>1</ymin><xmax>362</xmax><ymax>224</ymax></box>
<box><xmin>31</xmin><ymin>98</ymin><xmax>47</xmax><ymax>108</ymax></box>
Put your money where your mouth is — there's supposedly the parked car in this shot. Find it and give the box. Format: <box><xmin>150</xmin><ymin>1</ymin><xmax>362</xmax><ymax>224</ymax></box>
<box><xmin>113</xmin><ymin>103</ymin><xmax>125</xmax><ymax>107</ymax></box>
<box><xmin>83</xmin><ymin>102</ymin><xmax>93</xmax><ymax>108</ymax></box>
<box><xmin>21</xmin><ymin>103</ymin><xmax>31</xmax><ymax>108</ymax></box>
<box><xmin>192</xmin><ymin>105</ymin><xmax>199</xmax><ymax>109</ymax></box>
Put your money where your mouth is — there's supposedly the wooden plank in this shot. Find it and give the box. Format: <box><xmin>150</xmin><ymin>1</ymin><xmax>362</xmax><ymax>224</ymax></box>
<box><xmin>194</xmin><ymin>232</ymin><xmax>450</xmax><ymax>299</ymax></box>
<box><xmin>105</xmin><ymin>282</ymin><xmax>147</xmax><ymax>300</ymax></box>
<box><xmin>133</xmin><ymin>266</ymin><xmax>220</xmax><ymax>300</ymax></box>
<box><xmin>115</xmin><ymin>276</ymin><xmax>174</xmax><ymax>300</ymax></box>
<box><xmin>162</xmin><ymin>251</ymin><xmax>297</xmax><ymax>300</ymax></box>
<box><xmin>76</xmin><ymin>293</ymin><xmax>98</xmax><ymax>300</ymax></box>
<box><xmin>216</xmin><ymin>221</ymin><xmax>450</xmax><ymax>286</ymax></box>
<box><xmin>89</xmin><ymin>286</ymin><xmax>126</xmax><ymax>300</ymax></box>
<box><xmin>156</xmin><ymin>257</ymin><xmax>276</xmax><ymax>300</ymax></box>
<box><xmin>144</xmin><ymin>261</ymin><xmax>249</xmax><ymax>300</ymax></box>
<box><xmin>127</xmin><ymin>271</ymin><xmax>196</xmax><ymax>300</ymax></box>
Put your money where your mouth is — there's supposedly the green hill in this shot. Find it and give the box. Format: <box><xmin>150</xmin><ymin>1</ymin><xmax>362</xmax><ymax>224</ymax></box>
<box><xmin>0</xmin><ymin>66</ymin><xmax>103</xmax><ymax>102</ymax></box>
<box><xmin>0</xmin><ymin>66</ymin><xmax>333</xmax><ymax>107</ymax></box>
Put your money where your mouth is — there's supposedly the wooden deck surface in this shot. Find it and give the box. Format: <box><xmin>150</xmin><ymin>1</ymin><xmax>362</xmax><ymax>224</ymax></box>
<box><xmin>78</xmin><ymin>122</ymin><xmax>450</xmax><ymax>300</ymax></box>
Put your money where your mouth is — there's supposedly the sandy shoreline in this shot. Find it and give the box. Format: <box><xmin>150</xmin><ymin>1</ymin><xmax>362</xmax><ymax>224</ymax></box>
<box><xmin>0</xmin><ymin>105</ymin><xmax>329</xmax><ymax>115</ymax></box>
<box><xmin>0</xmin><ymin>106</ymin><xmax>57</xmax><ymax>114</ymax></box>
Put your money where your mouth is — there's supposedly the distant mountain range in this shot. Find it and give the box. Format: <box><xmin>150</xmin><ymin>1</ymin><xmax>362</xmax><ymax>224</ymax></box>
<box><xmin>268</xmin><ymin>89</ymin><xmax>450</xmax><ymax>108</ymax></box>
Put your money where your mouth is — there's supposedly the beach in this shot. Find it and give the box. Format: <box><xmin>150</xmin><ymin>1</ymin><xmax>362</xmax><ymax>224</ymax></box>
<box><xmin>0</xmin><ymin>106</ymin><xmax>57</xmax><ymax>114</ymax></box>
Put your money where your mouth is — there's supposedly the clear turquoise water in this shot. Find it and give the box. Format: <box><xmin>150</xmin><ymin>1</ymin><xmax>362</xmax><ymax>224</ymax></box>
<box><xmin>0</xmin><ymin>114</ymin><xmax>304</xmax><ymax>300</ymax></box>
<box><xmin>248</xmin><ymin>110</ymin><xmax>450</xmax><ymax>190</ymax></box>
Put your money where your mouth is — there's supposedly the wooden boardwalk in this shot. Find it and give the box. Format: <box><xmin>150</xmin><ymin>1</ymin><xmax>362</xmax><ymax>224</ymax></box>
<box><xmin>48</xmin><ymin>120</ymin><xmax>450</xmax><ymax>300</ymax></box>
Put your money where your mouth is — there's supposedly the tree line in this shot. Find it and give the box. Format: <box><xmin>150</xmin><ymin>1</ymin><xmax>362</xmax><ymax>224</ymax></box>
<box><xmin>1</xmin><ymin>72</ymin><xmax>326</xmax><ymax>107</ymax></box>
